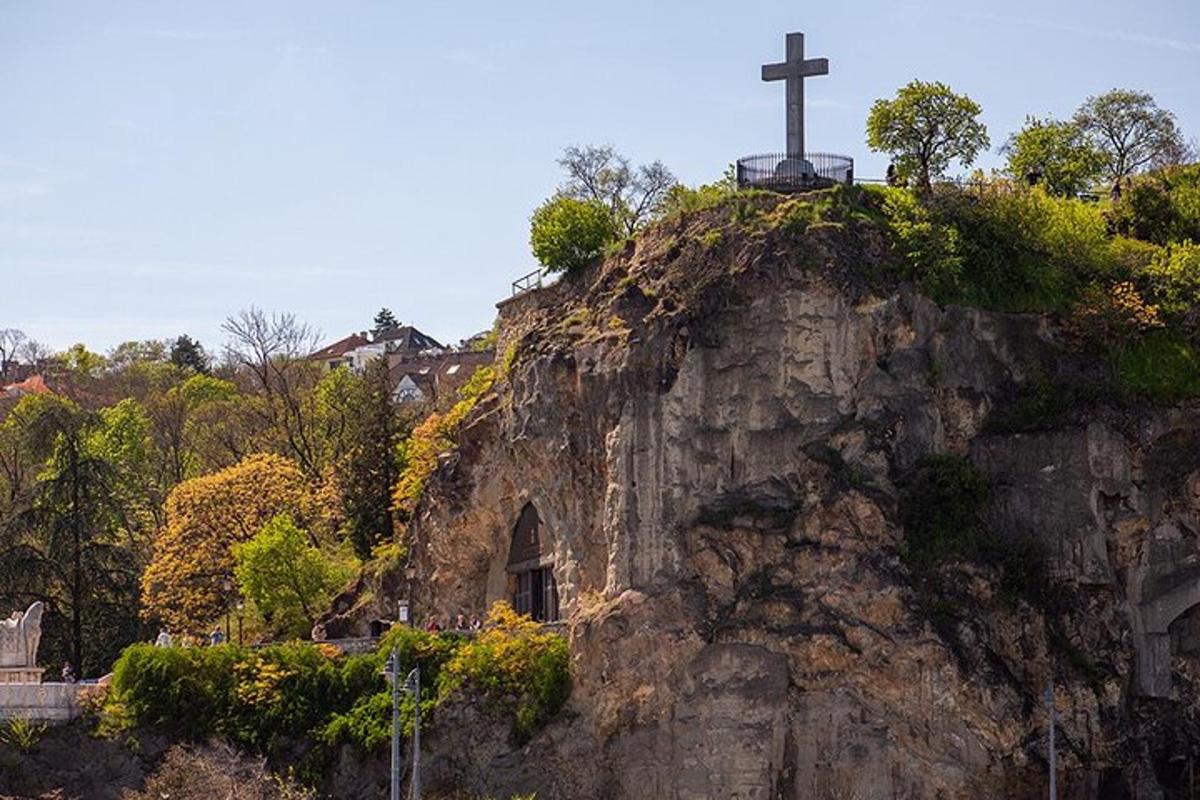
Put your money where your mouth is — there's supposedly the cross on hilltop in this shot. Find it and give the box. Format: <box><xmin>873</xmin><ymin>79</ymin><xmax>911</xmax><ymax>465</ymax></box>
<box><xmin>735</xmin><ymin>31</ymin><xmax>851</xmax><ymax>192</ymax></box>
<box><xmin>761</xmin><ymin>32</ymin><xmax>828</xmax><ymax>159</ymax></box>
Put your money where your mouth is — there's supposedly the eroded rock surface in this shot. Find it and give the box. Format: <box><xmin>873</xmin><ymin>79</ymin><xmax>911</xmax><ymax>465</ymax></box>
<box><xmin>330</xmin><ymin>203</ymin><xmax>1200</xmax><ymax>799</ymax></box>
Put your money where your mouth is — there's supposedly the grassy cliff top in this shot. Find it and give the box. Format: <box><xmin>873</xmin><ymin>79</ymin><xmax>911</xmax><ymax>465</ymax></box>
<box><xmin>520</xmin><ymin>166</ymin><xmax>1200</xmax><ymax>404</ymax></box>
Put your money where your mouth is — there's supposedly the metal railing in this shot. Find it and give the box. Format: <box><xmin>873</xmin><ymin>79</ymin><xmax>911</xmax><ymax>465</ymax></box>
<box><xmin>736</xmin><ymin>152</ymin><xmax>854</xmax><ymax>192</ymax></box>
<box><xmin>511</xmin><ymin>267</ymin><xmax>547</xmax><ymax>296</ymax></box>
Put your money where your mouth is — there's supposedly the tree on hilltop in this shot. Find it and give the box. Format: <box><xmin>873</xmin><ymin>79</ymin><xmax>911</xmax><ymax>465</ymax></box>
<box><xmin>1002</xmin><ymin>116</ymin><xmax>1105</xmax><ymax>197</ymax></box>
<box><xmin>866</xmin><ymin>80</ymin><xmax>990</xmax><ymax>190</ymax></box>
<box><xmin>529</xmin><ymin>195</ymin><xmax>618</xmax><ymax>273</ymax></box>
<box><xmin>1074</xmin><ymin>89</ymin><xmax>1190</xmax><ymax>193</ymax></box>
<box><xmin>557</xmin><ymin>145</ymin><xmax>677</xmax><ymax>236</ymax></box>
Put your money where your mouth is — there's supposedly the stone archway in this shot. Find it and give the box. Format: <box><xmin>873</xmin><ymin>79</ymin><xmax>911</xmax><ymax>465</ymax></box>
<box><xmin>505</xmin><ymin>503</ymin><xmax>560</xmax><ymax>622</ymax></box>
<box><xmin>1133</xmin><ymin>562</ymin><xmax>1200</xmax><ymax>696</ymax></box>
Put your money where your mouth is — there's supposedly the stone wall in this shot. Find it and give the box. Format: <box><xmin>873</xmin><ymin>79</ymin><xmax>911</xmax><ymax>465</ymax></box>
<box><xmin>0</xmin><ymin>683</ymin><xmax>88</xmax><ymax>722</ymax></box>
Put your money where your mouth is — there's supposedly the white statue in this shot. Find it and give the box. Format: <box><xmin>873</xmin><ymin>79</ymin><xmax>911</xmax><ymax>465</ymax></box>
<box><xmin>0</xmin><ymin>602</ymin><xmax>44</xmax><ymax>668</ymax></box>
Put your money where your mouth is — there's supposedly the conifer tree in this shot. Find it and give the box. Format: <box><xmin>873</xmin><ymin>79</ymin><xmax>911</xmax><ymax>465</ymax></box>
<box><xmin>372</xmin><ymin>308</ymin><xmax>399</xmax><ymax>338</ymax></box>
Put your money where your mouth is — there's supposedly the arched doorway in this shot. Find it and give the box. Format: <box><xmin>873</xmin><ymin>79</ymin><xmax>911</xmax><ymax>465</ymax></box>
<box><xmin>506</xmin><ymin>503</ymin><xmax>559</xmax><ymax>622</ymax></box>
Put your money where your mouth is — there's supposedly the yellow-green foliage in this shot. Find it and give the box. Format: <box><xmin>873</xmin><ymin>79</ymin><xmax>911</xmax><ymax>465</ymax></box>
<box><xmin>880</xmin><ymin>187</ymin><xmax>964</xmax><ymax>301</ymax></box>
<box><xmin>913</xmin><ymin>184</ymin><xmax>1113</xmax><ymax>310</ymax></box>
<box><xmin>0</xmin><ymin>716</ymin><xmax>47</xmax><ymax>751</ymax></box>
<box><xmin>1108</xmin><ymin>164</ymin><xmax>1200</xmax><ymax>245</ymax></box>
<box><xmin>324</xmin><ymin>604</ymin><xmax>570</xmax><ymax>751</ymax></box>
<box><xmin>500</xmin><ymin>341</ymin><xmax>519</xmax><ymax>377</ymax></box>
<box><xmin>529</xmin><ymin>196</ymin><xmax>618</xmax><ymax>272</ymax></box>
<box><xmin>438</xmin><ymin>602</ymin><xmax>571</xmax><ymax>744</ymax></box>
<box><xmin>1140</xmin><ymin>240</ymin><xmax>1200</xmax><ymax>315</ymax></box>
<box><xmin>393</xmin><ymin>366</ymin><xmax>496</xmax><ymax>517</ymax></box>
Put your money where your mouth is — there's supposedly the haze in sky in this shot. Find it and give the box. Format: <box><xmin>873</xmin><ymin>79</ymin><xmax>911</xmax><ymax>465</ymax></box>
<box><xmin>2</xmin><ymin>0</ymin><xmax>1198</xmax><ymax>353</ymax></box>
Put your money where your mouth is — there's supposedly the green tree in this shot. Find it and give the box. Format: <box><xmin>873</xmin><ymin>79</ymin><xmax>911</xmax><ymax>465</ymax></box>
<box><xmin>107</xmin><ymin>340</ymin><xmax>167</xmax><ymax>373</ymax></box>
<box><xmin>233</xmin><ymin>513</ymin><xmax>355</xmax><ymax>638</ymax></box>
<box><xmin>169</xmin><ymin>335</ymin><xmax>210</xmax><ymax>375</ymax></box>
<box><xmin>146</xmin><ymin>373</ymin><xmax>242</xmax><ymax>483</ymax></box>
<box><xmin>529</xmin><ymin>195</ymin><xmax>618</xmax><ymax>273</ymax></box>
<box><xmin>866</xmin><ymin>80</ymin><xmax>990</xmax><ymax>189</ymax></box>
<box><xmin>557</xmin><ymin>145</ymin><xmax>677</xmax><ymax>235</ymax></box>
<box><xmin>1001</xmin><ymin>116</ymin><xmax>1105</xmax><ymax>196</ymax></box>
<box><xmin>1106</xmin><ymin>163</ymin><xmax>1200</xmax><ymax>245</ymax></box>
<box><xmin>0</xmin><ymin>397</ymin><xmax>142</xmax><ymax>675</ymax></box>
<box><xmin>333</xmin><ymin>359</ymin><xmax>407</xmax><ymax>558</ymax></box>
<box><xmin>1074</xmin><ymin>89</ymin><xmax>1190</xmax><ymax>192</ymax></box>
<box><xmin>372</xmin><ymin>308</ymin><xmax>398</xmax><ymax>338</ymax></box>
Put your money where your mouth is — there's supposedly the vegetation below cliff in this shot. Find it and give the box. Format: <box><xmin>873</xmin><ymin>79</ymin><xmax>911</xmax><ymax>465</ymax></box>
<box><xmin>95</xmin><ymin>604</ymin><xmax>567</xmax><ymax>790</ymax></box>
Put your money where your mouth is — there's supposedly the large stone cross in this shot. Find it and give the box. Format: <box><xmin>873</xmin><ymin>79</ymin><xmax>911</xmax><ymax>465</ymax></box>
<box><xmin>761</xmin><ymin>32</ymin><xmax>828</xmax><ymax>158</ymax></box>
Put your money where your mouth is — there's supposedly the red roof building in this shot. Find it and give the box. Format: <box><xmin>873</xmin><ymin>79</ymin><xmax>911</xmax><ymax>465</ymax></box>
<box><xmin>2</xmin><ymin>374</ymin><xmax>51</xmax><ymax>399</ymax></box>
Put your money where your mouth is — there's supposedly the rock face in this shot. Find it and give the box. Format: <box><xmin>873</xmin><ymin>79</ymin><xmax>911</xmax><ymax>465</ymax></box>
<box><xmin>341</xmin><ymin>202</ymin><xmax>1200</xmax><ymax>799</ymax></box>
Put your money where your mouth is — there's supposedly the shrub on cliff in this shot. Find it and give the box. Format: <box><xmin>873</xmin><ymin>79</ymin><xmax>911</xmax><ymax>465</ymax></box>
<box><xmin>529</xmin><ymin>195</ymin><xmax>618</xmax><ymax>272</ymax></box>
<box><xmin>900</xmin><ymin>455</ymin><xmax>1052</xmax><ymax>607</ymax></box>
<box><xmin>393</xmin><ymin>365</ymin><xmax>496</xmax><ymax>518</ymax></box>
<box><xmin>439</xmin><ymin>602</ymin><xmax>571</xmax><ymax>744</ymax></box>
<box><xmin>1107</xmin><ymin>164</ymin><xmax>1200</xmax><ymax>245</ymax></box>
<box><xmin>899</xmin><ymin>455</ymin><xmax>991</xmax><ymax>570</ymax></box>
<box><xmin>1140</xmin><ymin>239</ymin><xmax>1200</xmax><ymax>316</ymax></box>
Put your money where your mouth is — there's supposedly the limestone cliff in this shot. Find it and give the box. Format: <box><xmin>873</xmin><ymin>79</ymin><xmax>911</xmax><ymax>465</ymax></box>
<box><xmin>329</xmin><ymin>193</ymin><xmax>1200</xmax><ymax>799</ymax></box>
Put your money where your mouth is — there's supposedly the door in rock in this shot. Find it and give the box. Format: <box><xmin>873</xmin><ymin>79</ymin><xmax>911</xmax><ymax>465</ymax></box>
<box><xmin>506</xmin><ymin>503</ymin><xmax>560</xmax><ymax>622</ymax></box>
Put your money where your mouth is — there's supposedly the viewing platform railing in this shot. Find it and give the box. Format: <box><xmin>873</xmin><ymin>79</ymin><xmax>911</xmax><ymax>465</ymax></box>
<box><xmin>511</xmin><ymin>267</ymin><xmax>548</xmax><ymax>296</ymax></box>
<box><xmin>736</xmin><ymin>152</ymin><xmax>854</xmax><ymax>192</ymax></box>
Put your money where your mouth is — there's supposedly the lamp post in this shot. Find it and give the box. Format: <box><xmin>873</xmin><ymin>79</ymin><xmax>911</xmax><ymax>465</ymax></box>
<box><xmin>220</xmin><ymin>576</ymin><xmax>233</xmax><ymax>644</ymax></box>
<box><xmin>384</xmin><ymin>648</ymin><xmax>401</xmax><ymax>800</ymax></box>
<box><xmin>236</xmin><ymin>601</ymin><xmax>244</xmax><ymax>646</ymax></box>
<box><xmin>404</xmin><ymin>562</ymin><xmax>417</xmax><ymax>628</ymax></box>
<box><xmin>1046</xmin><ymin>680</ymin><xmax>1057</xmax><ymax>800</ymax></box>
<box><xmin>405</xmin><ymin>666</ymin><xmax>421</xmax><ymax>800</ymax></box>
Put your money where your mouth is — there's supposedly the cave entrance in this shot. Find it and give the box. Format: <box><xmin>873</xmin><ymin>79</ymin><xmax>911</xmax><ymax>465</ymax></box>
<box><xmin>506</xmin><ymin>503</ymin><xmax>560</xmax><ymax>622</ymax></box>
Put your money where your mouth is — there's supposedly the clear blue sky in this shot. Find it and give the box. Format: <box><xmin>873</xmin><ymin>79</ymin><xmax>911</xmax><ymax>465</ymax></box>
<box><xmin>3</xmin><ymin>0</ymin><xmax>1198</xmax><ymax>353</ymax></box>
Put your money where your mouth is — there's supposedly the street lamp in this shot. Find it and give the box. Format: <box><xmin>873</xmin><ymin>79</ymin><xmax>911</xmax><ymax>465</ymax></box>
<box><xmin>236</xmin><ymin>602</ymin><xmax>244</xmax><ymax>646</ymax></box>
<box><xmin>220</xmin><ymin>576</ymin><xmax>233</xmax><ymax>643</ymax></box>
<box><xmin>383</xmin><ymin>650</ymin><xmax>421</xmax><ymax>800</ymax></box>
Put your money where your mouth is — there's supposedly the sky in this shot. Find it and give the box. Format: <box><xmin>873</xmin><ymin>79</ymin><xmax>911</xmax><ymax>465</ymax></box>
<box><xmin>2</xmin><ymin>0</ymin><xmax>1198</xmax><ymax>354</ymax></box>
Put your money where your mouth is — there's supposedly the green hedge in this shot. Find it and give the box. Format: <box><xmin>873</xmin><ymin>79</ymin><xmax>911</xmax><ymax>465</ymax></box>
<box><xmin>107</xmin><ymin>605</ymin><xmax>571</xmax><ymax>760</ymax></box>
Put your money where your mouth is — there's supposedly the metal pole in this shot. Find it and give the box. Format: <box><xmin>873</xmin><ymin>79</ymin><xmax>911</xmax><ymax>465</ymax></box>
<box><xmin>390</xmin><ymin>648</ymin><xmax>400</xmax><ymax>800</ymax></box>
<box><xmin>1046</xmin><ymin>680</ymin><xmax>1056</xmax><ymax>800</ymax></box>
<box><xmin>411</xmin><ymin>667</ymin><xmax>421</xmax><ymax>800</ymax></box>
